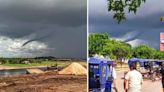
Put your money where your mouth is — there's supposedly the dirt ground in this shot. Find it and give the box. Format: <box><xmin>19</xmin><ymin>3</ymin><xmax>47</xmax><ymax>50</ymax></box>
<box><xmin>0</xmin><ymin>71</ymin><xmax>87</xmax><ymax>92</ymax></box>
<box><xmin>116</xmin><ymin>69</ymin><xmax>162</xmax><ymax>92</ymax></box>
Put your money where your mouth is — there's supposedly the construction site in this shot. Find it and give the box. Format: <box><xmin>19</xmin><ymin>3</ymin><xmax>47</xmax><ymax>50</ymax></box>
<box><xmin>0</xmin><ymin>62</ymin><xmax>87</xmax><ymax>92</ymax></box>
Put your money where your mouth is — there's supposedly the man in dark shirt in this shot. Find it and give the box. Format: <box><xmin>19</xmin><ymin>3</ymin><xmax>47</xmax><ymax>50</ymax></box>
<box><xmin>160</xmin><ymin>62</ymin><xmax>164</xmax><ymax>92</ymax></box>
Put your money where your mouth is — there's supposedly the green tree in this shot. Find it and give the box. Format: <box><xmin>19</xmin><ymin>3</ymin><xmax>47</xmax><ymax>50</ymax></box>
<box><xmin>132</xmin><ymin>45</ymin><xmax>155</xmax><ymax>59</ymax></box>
<box><xmin>89</xmin><ymin>33</ymin><xmax>164</xmax><ymax>62</ymax></box>
<box><xmin>154</xmin><ymin>50</ymin><xmax>164</xmax><ymax>60</ymax></box>
<box><xmin>89</xmin><ymin>33</ymin><xmax>109</xmax><ymax>55</ymax></box>
<box><xmin>160</xmin><ymin>16</ymin><xmax>164</xmax><ymax>21</ymax></box>
<box><xmin>112</xmin><ymin>43</ymin><xmax>131</xmax><ymax>59</ymax></box>
<box><xmin>89</xmin><ymin>33</ymin><xmax>132</xmax><ymax>60</ymax></box>
<box><xmin>112</xmin><ymin>41</ymin><xmax>131</xmax><ymax>67</ymax></box>
<box><xmin>100</xmin><ymin>39</ymin><xmax>115</xmax><ymax>58</ymax></box>
<box><xmin>107</xmin><ymin>0</ymin><xmax>146</xmax><ymax>23</ymax></box>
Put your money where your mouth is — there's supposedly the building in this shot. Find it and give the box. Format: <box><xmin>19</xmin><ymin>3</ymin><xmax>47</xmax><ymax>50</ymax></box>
<box><xmin>160</xmin><ymin>32</ymin><xmax>164</xmax><ymax>51</ymax></box>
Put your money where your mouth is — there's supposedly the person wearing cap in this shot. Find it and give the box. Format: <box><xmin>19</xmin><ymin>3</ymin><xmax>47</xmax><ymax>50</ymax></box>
<box><xmin>124</xmin><ymin>63</ymin><xmax>143</xmax><ymax>92</ymax></box>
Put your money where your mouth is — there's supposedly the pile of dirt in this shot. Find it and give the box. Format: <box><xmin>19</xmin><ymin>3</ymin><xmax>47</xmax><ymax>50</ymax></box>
<box><xmin>26</xmin><ymin>69</ymin><xmax>44</xmax><ymax>74</ymax></box>
<box><xmin>58</xmin><ymin>62</ymin><xmax>87</xmax><ymax>75</ymax></box>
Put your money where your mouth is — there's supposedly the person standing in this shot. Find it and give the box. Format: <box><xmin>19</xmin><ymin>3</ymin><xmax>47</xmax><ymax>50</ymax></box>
<box><xmin>124</xmin><ymin>63</ymin><xmax>143</xmax><ymax>92</ymax></box>
<box><xmin>111</xmin><ymin>66</ymin><xmax>118</xmax><ymax>92</ymax></box>
<box><xmin>106</xmin><ymin>64</ymin><xmax>117</xmax><ymax>92</ymax></box>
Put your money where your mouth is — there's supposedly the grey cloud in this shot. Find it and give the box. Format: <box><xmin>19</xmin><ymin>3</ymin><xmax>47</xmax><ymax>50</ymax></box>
<box><xmin>0</xmin><ymin>0</ymin><xmax>87</xmax><ymax>58</ymax></box>
<box><xmin>89</xmin><ymin>0</ymin><xmax>164</xmax><ymax>50</ymax></box>
<box><xmin>0</xmin><ymin>0</ymin><xmax>86</xmax><ymax>27</ymax></box>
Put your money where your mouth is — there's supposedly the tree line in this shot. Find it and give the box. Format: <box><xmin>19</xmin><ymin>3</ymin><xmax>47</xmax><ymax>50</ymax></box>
<box><xmin>0</xmin><ymin>57</ymin><xmax>56</xmax><ymax>64</ymax></box>
<box><xmin>89</xmin><ymin>33</ymin><xmax>164</xmax><ymax>60</ymax></box>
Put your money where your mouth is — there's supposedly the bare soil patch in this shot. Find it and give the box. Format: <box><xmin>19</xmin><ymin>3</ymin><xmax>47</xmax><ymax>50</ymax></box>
<box><xmin>0</xmin><ymin>72</ymin><xmax>86</xmax><ymax>92</ymax></box>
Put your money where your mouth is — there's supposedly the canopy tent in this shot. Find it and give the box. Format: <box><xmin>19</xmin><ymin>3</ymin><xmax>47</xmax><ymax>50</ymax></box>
<box><xmin>89</xmin><ymin>57</ymin><xmax>113</xmax><ymax>65</ymax></box>
<box><xmin>154</xmin><ymin>60</ymin><xmax>164</xmax><ymax>63</ymax></box>
<box><xmin>128</xmin><ymin>58</ymin><xmax>146</xmax><ymax>66</ymax></box>
<box><xmin>128</xmin><ymin>58</ymin><xmax>164</xmax><ymax>67</ymax></box>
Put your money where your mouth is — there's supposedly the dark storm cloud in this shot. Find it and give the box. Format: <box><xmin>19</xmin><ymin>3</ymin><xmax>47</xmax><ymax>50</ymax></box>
<box><xmin>0</xmin><ymin>0</ymin><xmax>87</xmax><ymax>58</ymax></box>
<box><xmin>0</xmin><ymin>0</ymin><xmax>86</xmax><ymax>26</ymax></box>
<box><xmin>89</xmin><ymin>0</ymin><xmax>164</xmax><ymax>49</ymax></box>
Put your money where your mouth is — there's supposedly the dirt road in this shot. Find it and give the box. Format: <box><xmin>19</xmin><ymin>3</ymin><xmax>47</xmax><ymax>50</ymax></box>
<box><xmin>116</xmin><ymin>70</ymin><xmax>162</xmax><ymax>92</ymax></box>
<box><xmin>0</xmin><ymin>72</ymin><xmax>86</xmax><ymax>92</ymax></box>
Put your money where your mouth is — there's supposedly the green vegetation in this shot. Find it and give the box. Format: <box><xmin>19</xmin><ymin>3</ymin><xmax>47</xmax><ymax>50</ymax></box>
<box><xmin>0</xmin><ymin>57</ymin><xmax>86</xmax><ymax>68</ymax></box>
<box><xmin>89</xmin><ymin>33</ymin><xmax>131</xmax><ymax>59</ymax></box>
<box><xmin>89</xmin><ymin>33</ymin><xmax>109</xmax><ymax>54</ymax></box>
<box><xmin>132</xmin><ymin>45</ymin><xmax>155</xmax><ymax>59</ymax></box>
<box><xmin>89</xmin><ymin>33</ymin><xmax>164</xmax><ymax>60</ymax></box>
<box><xmin>107</xmin><ymin>0</ymin><xmax>146</xmax><ymax>23</ymax></box>
<box><xmin>161</xmin><ymin>16</ymin><xmax>164</xmax><ymax>21</ymax></box>
<box><xmin>0</xmin><ymin>61</ymin><xmax>56</xmax><ymax>67</ymax></box>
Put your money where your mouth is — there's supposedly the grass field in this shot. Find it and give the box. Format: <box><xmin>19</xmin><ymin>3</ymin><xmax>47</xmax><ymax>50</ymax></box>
<box><xmin>0</xmin><ymin>61</ymin><xmax>86</xmax><ymax>68</ymax></box>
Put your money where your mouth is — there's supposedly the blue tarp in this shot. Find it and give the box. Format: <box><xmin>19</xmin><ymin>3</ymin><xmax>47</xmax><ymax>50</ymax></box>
<box><xmin>128</xmin><ymin>58</ymin><xmax>164</xmax><ymax>66</ymax></box>
<box><xmin>128</xmin><ymin>58</ymin><xmax>147</xmax><ymax>66</ymax></box>
<box><xmin>89</xmin><ymin>57</ymin><xmax>113</xmax><ymax>65</ymax></box>
<box><xmin>154</xmin><ymin>60</ymin><xmax>164</xmax><ymax>62</ymax></box>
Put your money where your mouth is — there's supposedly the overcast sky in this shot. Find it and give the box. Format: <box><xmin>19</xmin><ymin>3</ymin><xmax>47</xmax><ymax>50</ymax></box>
<box><xmin>89</xmin><ymin>0</ymin><xmax>164</xmax><ymax>49</ymax></box>
<box><xmin>0</xmin><ymin>0</ymin><xmax>87</xmax><ymax>58</ymax></box>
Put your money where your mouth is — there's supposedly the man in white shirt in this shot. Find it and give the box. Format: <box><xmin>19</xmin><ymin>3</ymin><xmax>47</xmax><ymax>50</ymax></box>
<box><xmin>124</xmin><ymin>63</ymin><xmax>143</xmax><ymax>92</ymax></box>
<box><xmin>112</xmin><ymin>66</ymin><xmax>117</xmax><ymax>92</ymax></box>
<box><xmin>111</xmin><ymin>66</ymin><xmax>117</xmax><ymax>87</ymax></box>
<box><xmin>106</xmin><ymin>65</ymin><xmax>117</xmax><ymax>92</ymax></box>
<box><xmin>107</xmin><ymin>65</ymin><xmax>117</xmax><ymax>79</ymax></box>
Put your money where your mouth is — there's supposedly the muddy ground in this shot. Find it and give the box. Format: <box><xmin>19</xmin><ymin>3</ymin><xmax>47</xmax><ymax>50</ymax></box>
<box><xmin>0</xmin><ymin>72</ymin><xmax>87</xmax><ymax>92</ymax></box>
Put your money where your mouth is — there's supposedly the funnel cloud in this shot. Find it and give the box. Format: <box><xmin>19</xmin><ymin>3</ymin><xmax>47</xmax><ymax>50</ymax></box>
<box><xmin>0</xmin><ymin>0</ymin><xmax>87</xmax><ymax>58</ymax></box>
<box><xmin>89</xmin><ymin>0</ymin><xmax>164</xmax><ymax>49</ymax></box>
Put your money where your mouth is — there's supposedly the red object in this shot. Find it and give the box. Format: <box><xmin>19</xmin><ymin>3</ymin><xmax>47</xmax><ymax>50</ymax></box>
<box><xmin>160</xmin><ymin>33</ymin><xmax>164</xmax><ymax>51</ymax></box>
